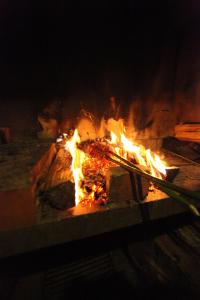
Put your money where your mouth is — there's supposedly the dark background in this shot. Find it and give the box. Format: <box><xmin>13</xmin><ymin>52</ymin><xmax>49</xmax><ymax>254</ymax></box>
<box><xmin>0</xmin><ymin>0</ymin><xmax>200</xmax><ymax>132</ymax></box>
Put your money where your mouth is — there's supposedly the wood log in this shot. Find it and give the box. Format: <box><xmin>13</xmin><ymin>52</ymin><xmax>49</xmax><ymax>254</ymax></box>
<box><xmin>31</xmin><ymin>143</ymin><xmax>73</xmax><ymax>191</ymax></box>
<box><xmin>44</xmin><ymin>147</ymin><xmax>72</xmax><ymax>189</ymax></box>
<box><xmin>32</xmin><ymin>144</ymin><xmax>75</xmax><ymax>210</ymax></box>
<box><xmin>175</xmin><ymin>123</ymin><xmax>200</xmax><ymax>142</ymax></box>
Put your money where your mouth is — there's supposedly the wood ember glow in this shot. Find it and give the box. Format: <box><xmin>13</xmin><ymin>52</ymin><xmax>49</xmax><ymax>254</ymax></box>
<box><xmin>32</xmin><ymin>113</ymin><xmax>173</xmax><ymax>211</ymax></box>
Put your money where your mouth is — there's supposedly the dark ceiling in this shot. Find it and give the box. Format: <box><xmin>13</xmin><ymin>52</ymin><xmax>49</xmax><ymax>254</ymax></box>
<box><xmin>0</xmin><ymin>0</ymin><xmax>199</xmax><ymax>104</ymax></box>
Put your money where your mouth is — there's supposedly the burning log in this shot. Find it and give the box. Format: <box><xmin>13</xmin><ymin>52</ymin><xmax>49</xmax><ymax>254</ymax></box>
<box><xmin>175</xmin><ymin>123</ymin><xmax>200</xmax><ymax>143</ymax></box>
<box><xmin>32</xmin><ymin>141</ymin><xmax>75</xmax><ymax>210</ymax></box>
<box><xmin>32</xmin><ymin>128</ymin><xmax>199</xmax><ymax>215</ymax></box>
<box><xmin>43</xmin><ymin>147</ymin><xmax>72</xmax><ymax>190</ymax></box>
<box><xmin>32</xmin><ymin>141</ymin><xmax>73</xmax><ymax>190</ymax></box>
<box><xmin>31</xmin><ymin>105</ymin><xmax>200</xmax><ymax>215</ymax></box>
<box><xmin>31</xmin><ymin>143</ymin><xmax>57</xmax><ymax>189</ymax></box>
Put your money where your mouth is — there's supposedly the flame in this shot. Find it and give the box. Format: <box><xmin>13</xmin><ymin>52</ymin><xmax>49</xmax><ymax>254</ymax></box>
<box><xmin>110</xmin><ymin>131</ymin><xmax>118</xmax><ymax>144</ymax></box>
<box><xmin>63</xmin><ymin>114</ymin><xmax>168</xmax><ymax>207</ymax></box>
<box><xmin>120</xmin><ymin>133</ymin><xmax>167</xmax><ymax>178</ymax></box>
<box><xmin>120</xmin><ymin>133</ymin><xmax>147</xmax><ymax>167</ymax></box>
<box><xmin>65</xmin><ymin>129</ymin><xmax>86</xmax><ymax>206</ymax></box>
<box><xmin>146</xmin><ymin>150</ymin><xmax>167</xmax><ymax>177</ymax></box>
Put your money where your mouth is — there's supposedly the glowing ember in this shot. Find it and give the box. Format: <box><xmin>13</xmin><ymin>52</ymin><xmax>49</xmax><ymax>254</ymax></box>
<box><xmin>61</xmin><ymin>115</ymin><xmax>168</xmax><ymax>207</ymax></box>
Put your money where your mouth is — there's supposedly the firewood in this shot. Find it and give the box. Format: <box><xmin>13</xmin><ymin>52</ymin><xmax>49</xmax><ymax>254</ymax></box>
<box><xmin>31</xmin><ymin>139</ymin><xmax>75</xmax><ymax>210</ymax></box>
<box><xmin>32</xmin><ymin>143</ymin><xmax>73</xmax><ymax>191</ymax></box>
<box><xmin>44</xmin><ymin>148</ymin><xmax>72</xmax><ymax>189</ymax></box>
<box><xmin>175</xmin><ymin>123</ymin><xmax>200</xmax><ymax>142</ymax></box>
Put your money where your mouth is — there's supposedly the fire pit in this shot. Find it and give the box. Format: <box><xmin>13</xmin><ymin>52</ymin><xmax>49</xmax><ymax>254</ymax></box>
<box><xmin>0</xmin><ymin>107</ymin><xmax>200</xmax><ymax>259</ymax></box>
<box><xmin>32</xmin><ymin>114</ymin><xmax>171</xmax><ymax>213</ymax></box>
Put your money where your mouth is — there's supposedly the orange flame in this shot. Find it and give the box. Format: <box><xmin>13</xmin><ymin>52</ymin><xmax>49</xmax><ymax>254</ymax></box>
<box><xmin>120</xmin><ymin>133</ymin><xmax>167</xmax><ymax>178</ymax></box>
<box><xmin>65</xmin><ymin>129</ymin><xmax>86</xmax><ymax>205</ymax></box>
<box><xmin>63</xmin><ymin>115</ymin><xmax>168</xmax><ymax>206</ymax></box>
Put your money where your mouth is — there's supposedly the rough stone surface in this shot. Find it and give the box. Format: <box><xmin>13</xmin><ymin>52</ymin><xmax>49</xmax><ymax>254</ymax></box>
<box><xmin>106</xmin><ymin>166</ymin><xmax>150</xmax><ymax>204</ymax></box>
<box><xmin>106</xmin><ymin>167</ymin><xmax>133</xmax><ymax>204</ymax></box>
<box><xmin>38</xmin><ymin>181</ymin><xmax>75</xmax><ymax>210</ymax></box>
<box><xmin>0</xmin><ymin>137</ymin><xmax>52</xmax><ymax>191</ymax></box>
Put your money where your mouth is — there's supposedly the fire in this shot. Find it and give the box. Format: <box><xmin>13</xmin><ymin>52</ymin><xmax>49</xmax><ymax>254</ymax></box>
<box><xmin>65</xmin><ymin>129</ymin><xmax>86</xmax><ymax>206</ymax></box>
<box><xmin>120</xmin><ymin>133</ymin><xmax>147</xmax><ymax>167</ymax></box>
<box><xmin>120</xmin><ymin>133</ymin><xmax>166</xmax><ymax>178</ymax></box>
<box><xmin>62</xmin><ymin>115</ymin><xmax>168</xmax><ymax>207</ymax></box>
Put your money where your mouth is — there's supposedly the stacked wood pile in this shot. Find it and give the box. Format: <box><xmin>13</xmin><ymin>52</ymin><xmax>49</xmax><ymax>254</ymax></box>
<box><xmin>175</xmin><ymin>123</ymin><xmax>200</xmax><ymax>143</ymax></box>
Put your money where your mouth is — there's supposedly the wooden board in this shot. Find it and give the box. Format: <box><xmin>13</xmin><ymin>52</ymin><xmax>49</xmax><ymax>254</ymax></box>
<box><xmin>175</xmin><ymin>123</ymin><xmax>200</xmax><ymax>142</ymax></box>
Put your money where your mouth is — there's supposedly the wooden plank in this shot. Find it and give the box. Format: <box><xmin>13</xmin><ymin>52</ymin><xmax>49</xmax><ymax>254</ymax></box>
<box><xmin>125</xmin><ymin>222</ymin><xmax>200</xmax><ymax>295</ymax></box>
<box><xmin>175</xmin><ymin>123</ymin><xmax>200</xmax><ymax>142</ymax></box>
